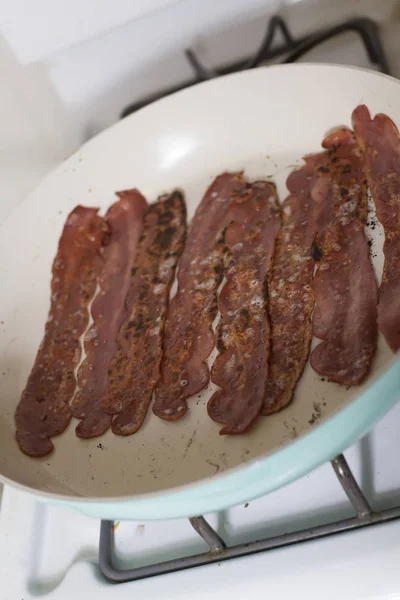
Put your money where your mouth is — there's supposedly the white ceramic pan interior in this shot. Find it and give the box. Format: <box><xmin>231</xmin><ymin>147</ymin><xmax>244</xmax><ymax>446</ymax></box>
<box><xmin>0</xmin><ymin>64</ymin><xmax>399</xmax><ymax>520</ymax></box>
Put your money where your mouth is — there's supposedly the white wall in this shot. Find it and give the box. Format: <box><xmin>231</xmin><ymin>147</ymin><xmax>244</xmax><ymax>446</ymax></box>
<box><xmin>0</xmin><ymin>36</ymin><xmax>70</xmax><ymax>223</ymax></box>
<box><xmin>0</xmin><ymin>0</ymin><xmax>183</xmax><ymax>63</ymax></box>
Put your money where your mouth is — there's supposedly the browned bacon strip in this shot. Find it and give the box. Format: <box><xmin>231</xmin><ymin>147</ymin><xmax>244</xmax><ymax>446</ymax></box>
<box><xmin>310</xmin><ymin>221</ymin><xmax>378</xmax><ymax>383</ymax></box>
<box><xmin>15</xmin><ymin>207</ymin><xmax>108</xmax><ymax>456</ymax></box>
<box><xmin>101</xmin><ymin>191</ymin><xmax>186</xmax><ymax>435</ymax></box>
<box><xmin>310</xmin><ymin>129</ymin><xmax>378</xmax><ymax>384</ymax></box>
<box><xmin>71</xmin><ymin>190</ymin><xmax>148</xmax><ymax>438</ymax></box>
<box><xmin>208</xmin><ymin>181</ymin><xmax>281</xmax><ymax>434</ymax></box>
<box><xmin>153</xmin><ymin>173</ymin><xmax>247</xmax><ymax>422</ymax></box>
<box><xmin>352</xmin><ymin>105</ymin><xmax>400</xmax><ymax>352</ymax></box>
<box><xmin>262</xmin><ymin>161</ymin><xmax>331</xmax><ymax>415</ymax></box>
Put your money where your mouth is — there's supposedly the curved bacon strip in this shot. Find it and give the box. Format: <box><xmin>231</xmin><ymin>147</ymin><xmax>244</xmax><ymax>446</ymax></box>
<box><xmin>101</xmin><ymin>191</ymin><xmax>186</xmax><ymax>436</ymax></box>
<box><xmin>310</xmin><ymin>221</ymin><xmax>378</xmax><ymax>384</ymax></box>
<box><xmin>262</xmin><ymin>162</ymin><xmax>331</xmax><ymax>415</ymax></box>
<box><xmin>15</xmin><ymin>207</ymin><xmax>108</xmax><ymax>456</ymax></box>
<box><xmin>71</xmin><ymin>190</ymin><xmax>148</xmax><ymax>438</ymax></box>
<box><xmin>153</xmin><ymin>173</ymin><xmax>247</xmax><ymax>422</ymax></box>
<box><xmin>310</xmin><ymin>128</ymin><xmax>378</xmax><ymax>384</ymax></box>
<box><xmin>208</xmin><ymin>181</ymin><xmax>281</xmax><ymax>434</ymax></box>
<box><xmin>352</xmin><ymin>105</ymin><xmax>400</xmax><ymax>352</ymax></box>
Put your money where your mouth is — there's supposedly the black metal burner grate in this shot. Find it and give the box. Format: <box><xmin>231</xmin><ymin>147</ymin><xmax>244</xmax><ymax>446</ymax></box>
<box><xmin>99</xmin><ymin>454</ymin><xmax>400</xmax><ymax>582</ymax></box>
<box><xmin>103</xmin><ymin>14</ymin><xmax>396</xmax><ymax>584</ymax></box>
<box><xmin>121</xmin><ymin>16</ymin><xmax>390</xmax><ymax>118</ymax></box>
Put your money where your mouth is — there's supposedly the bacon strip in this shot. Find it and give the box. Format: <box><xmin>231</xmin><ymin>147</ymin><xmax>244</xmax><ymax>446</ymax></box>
<box><xmin>15</xmin><ymin>207</ymin><xmax>108</xmax><ymax>456</ymax></box>
<box><xmin>101</xmin><ymin>191</ymin><xmax>186</xmax><ymax>435</ymax></box>
<box><xmin>352</xmin><ymin>105</ymin><xmax>400</xmax><ymax>352</ymax></box>
<box><xmin>208</xmin><ymin>181</ymin><xmax>281</xmax><ymax>434</ymax></box>
<box><xmin>153</xmin><ymin>173</ymin><xmax>247</xmax><ymax>422</ymax></box>
<box><xmin>262</xmin><ymin>161</ymin><xmax>331</xmax><ymax>415</ymax></box>
<box><xmin>310</xmin><ymin>129</ymin><xmax>378</xmax><ymax>384</ymax></box>
<box><xmin>71</xmin><ymin>190</ymin><xmax>148</xmax><ymax>438</ymax></box>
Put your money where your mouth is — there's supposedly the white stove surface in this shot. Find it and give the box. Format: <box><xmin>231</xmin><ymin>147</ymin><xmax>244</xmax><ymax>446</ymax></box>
<box><xmin>2</xmin><ymin>400</ymin><xmax>400</xmax><ymax>599</ymax></box>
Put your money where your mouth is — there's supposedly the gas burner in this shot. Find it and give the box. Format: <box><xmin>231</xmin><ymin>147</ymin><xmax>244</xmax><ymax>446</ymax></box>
<box><xmin>121</xmin><ymin>16</ymin><xmax>390</xmax><ymax>118</ymax></box>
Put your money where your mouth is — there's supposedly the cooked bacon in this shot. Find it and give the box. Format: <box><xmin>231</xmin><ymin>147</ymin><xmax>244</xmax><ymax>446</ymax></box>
<box><xmin>207</xmin><ymin>181</ymin><xmax>281</xmax><ymax>434</ymax></box>
<box><xmin>352</xmin><ymin>105</ymin><xmax>400</xmax><ymax>352</ymax></box>
<box><xmin>262</xmin><ymin>161</ymin><xmax>331</xmax><ymax>415</ymax></box>
<box><xmin>71</xmin><ymin>190</ymin><xmax>148</xmax><ymax>438</ymax></box>
<box><xmin>310</xmin><ymin>128</ymin><xmax>378</xmax><ymax>384</ymax></box>
<box><xmin>101</xmin><ymin>191</ymin><xmax>186</xmax><ymax>435</ymax></box>
<box><xmin>310</xmin><ymin>221</ymin><xmax>378</xmax><ymax>383</ymax></box>
<box><xmin>15</xmin><ymin>207</ymin><xmax>108</xmax><ymax>456</ymax></box>
<box><xmin>152</xmin><ymin>173</ymin><xmax>247</xmax><ymax>422</ymax></box>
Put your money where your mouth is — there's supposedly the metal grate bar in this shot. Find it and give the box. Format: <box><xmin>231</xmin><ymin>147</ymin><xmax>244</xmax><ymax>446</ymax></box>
<box><xmin>283</xmin><ymin>18</ymin><xmax>390</xmax><ymax>74</ymax></box>
<box><xmin>98</xmin><ymin>453</ymin><xmax>400</xmax><ymax>583</ymax></box>
<box><xmin>331</xmin><ymin>454</ymin><xmax>372</xmax><ymax>518</ymax></box>
<box><xmin>189</xmin><ymin>516</ymin><xmax>226</xmax><ymax>552</ymax></box>
<box><xmin>121</xmin><ymin>16</ymin><xmax>390</xmax><ymax>118</ymax></box>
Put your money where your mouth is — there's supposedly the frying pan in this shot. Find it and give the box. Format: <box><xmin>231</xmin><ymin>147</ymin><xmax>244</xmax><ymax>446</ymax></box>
<box><xmin>1</xmin><ymin>64</ymin><xmax>399</xmax><ymax>521</ymax></box>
